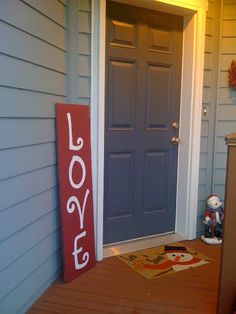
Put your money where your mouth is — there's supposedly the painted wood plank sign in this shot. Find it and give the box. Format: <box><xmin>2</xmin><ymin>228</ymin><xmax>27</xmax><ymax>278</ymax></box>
<box><xmin>56</xmin><ymin>104</ymin><xmax>96</xmax><ymax>282</ymax></box>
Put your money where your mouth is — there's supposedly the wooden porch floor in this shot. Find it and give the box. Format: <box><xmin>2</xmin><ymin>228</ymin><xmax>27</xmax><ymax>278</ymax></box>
<box><xmin>28</xmin><ymin>239</ymin><xmax>221</xmax><ymax>314</ymax></box>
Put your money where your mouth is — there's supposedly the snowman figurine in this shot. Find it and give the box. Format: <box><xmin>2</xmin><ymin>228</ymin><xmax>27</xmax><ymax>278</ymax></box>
<box><xmin>201</xmin><ymin>195</ymin><xmax>224</xmax><ymax>245</ymax></box>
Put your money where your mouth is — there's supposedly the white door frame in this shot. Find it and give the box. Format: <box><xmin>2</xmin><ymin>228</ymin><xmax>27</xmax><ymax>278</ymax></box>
<box><xmin>91</xmin><ymin>0</ymin><xmax>208</xmax><ymax>261</ymax></box>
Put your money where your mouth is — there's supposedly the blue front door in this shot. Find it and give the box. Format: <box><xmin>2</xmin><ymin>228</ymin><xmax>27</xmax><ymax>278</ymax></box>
<box><xmin>104</xmin><ymin>1</ymin><xmax>183</xmax><ymax>244</ymax></box>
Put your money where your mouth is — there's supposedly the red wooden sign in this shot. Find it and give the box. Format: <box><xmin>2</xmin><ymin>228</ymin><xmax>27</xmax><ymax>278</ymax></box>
<box><xmin>56</xmin><ymin>104</ymin><xmax>96</xmax><ymax>282</ymax></box>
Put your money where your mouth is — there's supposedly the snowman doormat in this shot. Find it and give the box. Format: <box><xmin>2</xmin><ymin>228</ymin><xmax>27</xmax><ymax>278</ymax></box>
<box><xmin>117</xmin><ymin>242</ymin><xmax>213</xmax><ymax>279</ymax></box>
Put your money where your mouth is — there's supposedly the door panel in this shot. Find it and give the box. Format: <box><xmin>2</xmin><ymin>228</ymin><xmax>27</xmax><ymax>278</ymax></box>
<box><xmin>146</xmin><ymin>64</ymin><xmax>170</xmax><ymax>129</ymax></box>
<box><xmin>143</xmin><ymin>150</ymin><xmax>168</xmax><ymax>213</ymax></box>
<box><xmin>106</xmin><ymin>151</ymin><xmax>135</xmax><ymax>219</ymax></box>
<box><xmin>108</xmin><ymin>20</ymin><xmax>138</xmax><ymax>49</ymax></box>
<box><xmin>108</xmin><ymin>60</ymin><xmax>137</xmax><ymax>129</ymax></box>
<box><xmin>104</xmin><ymin>1</ymin><xmax>183</xmax><ymax>244</ymax></box>
<box><xmin>148</xmin><ymin>27</ymin><xmax>172</xmax><ymax>53</ymax></box>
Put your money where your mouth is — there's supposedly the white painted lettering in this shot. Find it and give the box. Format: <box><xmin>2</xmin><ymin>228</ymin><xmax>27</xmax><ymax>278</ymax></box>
<box><xmin>67</xmin><ymin>189</ymin><xmax>90</xmax><ymax>229</ymax></box>
<box><xmin>72</xmin><ymin>231</ymin><xmax>89</xmax><ymax>270</ymax></box>
<box><xmin>66</xmin><ymin>110</ymin><xmax>92</xmax><ymax>274</ymax></box>
<box><xmin>69</xmin><ymin>155</ymin><xmax>86</xmax><ymax>189</ymax></box>
<box><xmin>67</xmin><ymin>112</ymin><xmax>84</xmax><ymax>151</ymax></box>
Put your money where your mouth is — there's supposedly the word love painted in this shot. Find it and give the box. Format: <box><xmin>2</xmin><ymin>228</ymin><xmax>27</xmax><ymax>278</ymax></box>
<box><xmin>56</xmin><ymin>104</ymin><xmax>96</xmax><ymax>282</ymax></box>
<box><xmin>67</xmin><ymin>112</ymin><xmax>90</xmax><ymax>270</ymax></box>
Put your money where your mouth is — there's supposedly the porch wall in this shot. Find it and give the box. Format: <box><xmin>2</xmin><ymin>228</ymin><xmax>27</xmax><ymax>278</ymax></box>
<box><xmin>197</xmin><ymin>0</ymin><xmax>236</xmax><ymax>236</ymax></box>
<box><xmin>0</xmin><ymin>1</ymin><xmax>67</xmax><ymax>313</ymax></box>
<box><xmin>0</xmin><ymin>1</ymin><xmax>91</xmax><ymax>313</ymax></box>
<box><xmin>78</xmin><ymin>1</ymin><xmax>91</xmax><ymax>104</ymax></box>
<box><xmin>212</xmin><ymin>0</ymin><xmax>236</xmax><ymax>199</ymax></box>
<box><xmin>197</xmin><ymin>0</ymin><xmax>221</xmax><ymax>235</ymax></box>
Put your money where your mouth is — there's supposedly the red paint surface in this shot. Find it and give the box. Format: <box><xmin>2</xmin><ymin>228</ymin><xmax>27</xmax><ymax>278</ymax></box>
<box><xmin>56</xmin><ymin>104</ymin><xmax>96</xmax><ymax>282</ymax></box>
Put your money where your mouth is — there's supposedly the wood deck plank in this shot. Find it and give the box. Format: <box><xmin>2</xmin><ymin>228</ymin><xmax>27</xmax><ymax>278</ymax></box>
<box><xmin>28</xmin><ymin>240</ymin><xmax>221</xmax><ymax>314</ymax></box>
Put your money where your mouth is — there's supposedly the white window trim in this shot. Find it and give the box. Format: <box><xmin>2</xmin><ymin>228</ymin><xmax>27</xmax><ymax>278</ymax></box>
<box><xmin>91</xmin><ymin>0</ymin><xmax>207</xmax><ymax>260</ymax></box>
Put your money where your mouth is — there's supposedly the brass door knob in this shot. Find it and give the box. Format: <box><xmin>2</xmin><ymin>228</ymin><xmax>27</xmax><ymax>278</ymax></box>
<box><xmin>171</xmin><ymin>137</ymin><xmax>180</xmax><ymax>144</ymax></box>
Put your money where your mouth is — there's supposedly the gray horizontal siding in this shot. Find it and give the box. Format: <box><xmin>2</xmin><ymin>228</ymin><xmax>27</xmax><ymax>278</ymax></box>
<box><xmin>0</xmin><ymin>0</ymin><xmax>66</xmax><ymax>312</ymax></box>
<box><xmin>78</xmin><ymin>0</ymin><xmax>91</xmax><ymax>105</ymax></box>
<box><xmin>0</xmin><ymin>230</ymin><xmax>60</xmax><ymax>301</ymax></box>
<box><xmin>212</xmin><ymin>0</ymin><xmax>236</xmax><ymax>202</ymax></box>
<box><xmin>197</xmin><ymin>0</ymin><xmax>221</xmax><ymax>237</ymax></box>
<box><xmin>0</xmin><ymin>0</ymin><xmax>93</xmax><ymax>311</ymax></box>
<box><xmin>198</xmin><ymin>0</ymin><xmax>236</xmax><ymax>236</ymax></box>
<box><xmin>0</xmin><ymin>87</ymin><xmax>65</xmax><ymax>118</ymax></box>
<box><xmin>0</xmin><ymin>210</ymin><xmax>59</xmax><ymax>272</ymax></box>
<box><xmin>0</xmin><ymin>54</ymin><xmax>66</xmax><ymax>95</ymax></box>
<box><xmin>0</xmin><ymin>0</ymin><xmax>66</xmax><ymax>49</ymax></box>
<box><xmin>0</xmin><ymin>143</ymin><xmax>57</xmax><ymax>180</ymax></box>
<box><xmin>0</xmin><ymin>165</ymin><xmax>58</xmax><ymax>212</ymax></box>
<box><xmin>0</xmin><ymin>22</ymin><xmax>66</xmax><ymax>73</ymax></box>
<box><xmin>1</xmin><ymin>251</ymin><xmax>61</xmax><ymax>314</ymax></box>
<box><xmin>0</xmin><ymin>118</ymin><xmax>56</xmax><ymax>149</ymax></box>
<box><xmin>0</xmin><ymin>187</ymin><xmax>58</xmax><ymax>242</ymax></box>
<box><xmin>22</xmin><ymin>0</ymin><xmax>66</xmax><ymax>27</ymax></box>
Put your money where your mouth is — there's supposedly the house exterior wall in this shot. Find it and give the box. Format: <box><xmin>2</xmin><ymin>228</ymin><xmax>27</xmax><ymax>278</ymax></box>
<box><xmin>197</xmin><ymin>0</ymin><xmax>236</xmax><ymax>235</ymax></box>
<box><xmin>78</xmin><ymin>1</ymin><xmax>91</xmax><ymax>104</ymax></box>
<box><xmin>212</xmin><ymin>0</ymin><xmax>236</xmax><ymax>198</ymax></box>
<box><xmin>0</xmin><ymin>1</ymin><xmax>67</xmax><ymax>313</ymax></box>
<box><xmin>0</xmin><ymin>0</ymin><xmax>91</xmax><ymax>312</ymax></box>
<box><xmin>0</xmin><ymin>0</ymin><xmax>92</xmax><ymax>312</ymax></box>
<box><xmin>197</xmin><ymin>0</ymin><xmax>221</xmax><ymax>235</ymax></box>
<box><xmin>66</xmin><ymin>0</ymin><xmax>91</xmax><ymax>102</ymax></box>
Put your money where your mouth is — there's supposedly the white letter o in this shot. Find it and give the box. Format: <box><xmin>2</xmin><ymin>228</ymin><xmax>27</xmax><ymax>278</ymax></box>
<box><xmin>69</xmin><ymin>156</ymin><xmax>86</xmax><ymax>189</ymax></box>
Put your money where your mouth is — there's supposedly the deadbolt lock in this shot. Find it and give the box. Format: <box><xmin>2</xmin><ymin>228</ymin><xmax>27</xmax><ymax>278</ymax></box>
<box><xmin>172</xmin><ymin>122</ymin><xmax>179</xmax><ymax>129</ymax></box>
<box><xmin>171</xmin><ymin>137</ymin><xmax>180</xmax><ymax>145</ymax></box>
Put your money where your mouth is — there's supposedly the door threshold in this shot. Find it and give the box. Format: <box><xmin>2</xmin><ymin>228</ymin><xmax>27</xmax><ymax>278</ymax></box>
<box><xmin>103</xmin><ymin>233</ymin><xmax>185</xmax><ymax>258</ymax></box>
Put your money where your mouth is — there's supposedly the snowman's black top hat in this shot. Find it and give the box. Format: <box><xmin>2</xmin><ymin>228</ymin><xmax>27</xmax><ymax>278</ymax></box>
<box><xmin>164</xmin><ymin>246</ymin><xmax>188</xmax><ymax>253</ymax></box>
